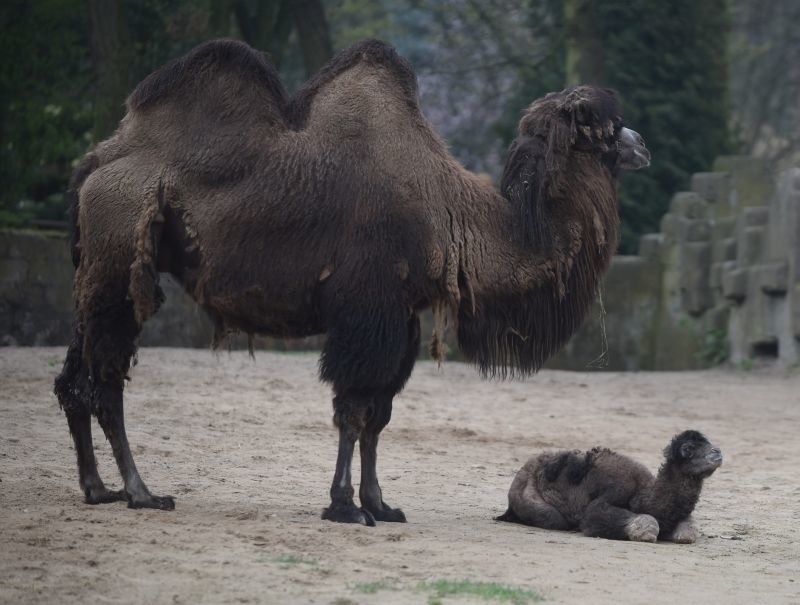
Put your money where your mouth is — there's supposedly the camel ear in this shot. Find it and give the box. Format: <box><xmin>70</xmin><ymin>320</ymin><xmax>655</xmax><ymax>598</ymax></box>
<box><xmin>562</xmin><ymin>89</ymin><xmax>591</xmax><ymax>125</ymax></box>
<box><xmin>680</xmin><ymin>442</ymin><xmax>695</xmax><ymax>459</ymax></box>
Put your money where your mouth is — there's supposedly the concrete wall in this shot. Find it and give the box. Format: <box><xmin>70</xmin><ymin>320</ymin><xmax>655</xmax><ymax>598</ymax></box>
<box><xmin>2</xmin><ymin>157</ymin><xmax>798</xmax><ymax>369</ymax></box>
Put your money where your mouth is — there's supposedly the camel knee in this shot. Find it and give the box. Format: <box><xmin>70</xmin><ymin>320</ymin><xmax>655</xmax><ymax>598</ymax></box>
<box><xmin>54</xmin><ymin>334</ymin><xmax>91</xmax><ymax>415</ymax></box>
<box><xmin>624</xmin><ymin>514</ymin><xmax>659</xmax><ymax>542</ymax></box>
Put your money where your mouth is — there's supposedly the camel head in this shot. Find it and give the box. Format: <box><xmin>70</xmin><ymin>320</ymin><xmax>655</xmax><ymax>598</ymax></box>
<box><xmin>518</xmin><ymin>84</ymin><xmax>649</xmax><ymax>174</ymax></box>
<box><xmin>664</xmin><ymin>430</ymin><xmax>723</xmax><ymax>478</ymax></box>
<box><xmin>500</xmin><ymin>85</ymin><xmax>649</xmax><ymax>250</ymax></box>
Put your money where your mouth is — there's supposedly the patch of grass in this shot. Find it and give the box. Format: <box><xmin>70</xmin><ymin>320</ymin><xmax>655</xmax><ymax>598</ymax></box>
<box><xmin>419</xmin><ymin>579</ymin><xmax>544</xmax><ymax>604</ymax></box>
<box><xmin>352</xmin><ymin>580</ymin><xmax>396</xmax><ymax>594</ymax></box>
<box><xmin>739</xmin><ymin>358</ymin><xmax>754</xmax><ymax>371</ymax></box>
<box><xmin>258</xmin><ymin>554</ymin><xmax>318</xmax><ymax>568</ymax></box>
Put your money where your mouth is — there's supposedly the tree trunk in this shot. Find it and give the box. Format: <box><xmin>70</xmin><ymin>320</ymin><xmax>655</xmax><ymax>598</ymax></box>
<box><xmin>89</xmin><ymin>0</ymin><xmax>131</xmax><ymax>142</ymax></box>
<box><xmin>231</xmin><ymin>0</ymin><xmax>293</xmax><ymax>67</ymax></box>
<box><xmin>564</xmin><ymin>0</ymin><xmax>604</xmax><ymax>85</ymax></box>
<box><xmin>291</xmin><ymin>0</ymin><xmax>333</xmax><ymax>76</ymax></box>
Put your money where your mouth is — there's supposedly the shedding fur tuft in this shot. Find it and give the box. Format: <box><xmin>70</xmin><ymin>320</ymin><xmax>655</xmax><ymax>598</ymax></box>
<box><xmin>129</xmin><ymin>180</ymin><xmax>166</xmax><ymax>325</ymax></box>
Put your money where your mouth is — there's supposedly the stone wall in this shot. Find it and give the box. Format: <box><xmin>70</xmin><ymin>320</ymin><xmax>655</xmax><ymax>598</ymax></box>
<box><xmin>0</xmin><ymin>230</ymin><xmax>214</xmax><ymax>348</ymax></box>
<box><xmin>549</xmin><ymin>157</ymin><xmax>799</xmax><ymax>370</ymax></box>
<box><xmin>2</xmin><ymin>157</ymin><xmax>798</xmax><ymax>369</ymax></box>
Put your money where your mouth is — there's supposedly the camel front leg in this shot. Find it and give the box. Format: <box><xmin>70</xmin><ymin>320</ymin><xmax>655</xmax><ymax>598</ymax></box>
<box><xmin>321</xmin><ymin>395</ymin><xmax>375</xmax><ymax>526</ymax></box>
<box><xmin>580</xmin><ymin>500</ymin><xmax>659</xmax><ymax>542</ymax></box>
<box><xmin>666</xmin><ymin>517</ymin><xmax>700</xmax><ymax>543</ymax></box>
<box><xmin>359</xmin><ymin>414</ymin><xmax>406</xmax><ymax>522</ymax></box>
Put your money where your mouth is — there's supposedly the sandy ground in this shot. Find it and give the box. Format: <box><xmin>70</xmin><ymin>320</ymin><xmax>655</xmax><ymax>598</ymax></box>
<box><xmin>0</xmin><ymin>347</ymin><xmax>798</xmax><ymax>605</ymax></box>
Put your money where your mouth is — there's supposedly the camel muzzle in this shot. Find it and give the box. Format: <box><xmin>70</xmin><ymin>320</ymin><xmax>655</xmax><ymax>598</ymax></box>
<box><xmin>618</xmin><ymin>127</ymin><xmax>650</xmax><ymax>170</ymax></box>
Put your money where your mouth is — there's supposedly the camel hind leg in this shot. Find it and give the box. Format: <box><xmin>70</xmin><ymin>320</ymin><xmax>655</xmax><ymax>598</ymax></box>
<box><xmin>54</xmin><ymin>330</ymin><xmax>125</xmax><ymax>504</ymax></box>
<box><xmin>83</xmin><ymin>283</ymin><xmax>174</xmax><ymax>510</ymax></box>
<box><xmin>499</xmin><ymin>467</ymin><xmax>570</xmax><ymax>530</ymax></box>
<box><xmin>63</xmin><ymin>164</ymin><xmax>172</xmax><ymax>509</ymax></box>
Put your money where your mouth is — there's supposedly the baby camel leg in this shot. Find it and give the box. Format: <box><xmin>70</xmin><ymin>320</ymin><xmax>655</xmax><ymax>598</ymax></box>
<box><xmin>667</xmin><ymin>517</ymin><xmax>700</xmax><ymax>543</ymax></box>
<box><xmin>581</xmin><ymin>500</ymin><xmax>659</xmax><ymax>542</ymax></box>
<box><xmin>504</xmin><ymin>479</ymin><xmax>570</xmax><ymax>530</ymax></box>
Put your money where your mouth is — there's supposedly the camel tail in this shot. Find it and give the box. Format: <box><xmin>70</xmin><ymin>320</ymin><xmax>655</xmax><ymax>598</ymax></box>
<box><xmin>67</xmin><ymin>152</ymin><xmax>100</xmax><ymax>268</ymax></box>
<box><xmin>494</xmin><ymin>508</ymin><xmax>522</xmax><ymax>524</ymax></box>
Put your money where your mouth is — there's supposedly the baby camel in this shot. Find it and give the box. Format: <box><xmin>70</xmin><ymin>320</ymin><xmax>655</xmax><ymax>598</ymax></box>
<box><xmin>496</xmin><ymin>430</ymin><xmax>722</xmax><ymax>543</ymax></box>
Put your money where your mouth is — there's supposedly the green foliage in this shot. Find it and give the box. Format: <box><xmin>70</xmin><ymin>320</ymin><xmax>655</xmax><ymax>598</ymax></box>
<box><xmin>0</xmin><ymin>0</ymin><xmax>93</xmax><ymax>226</ymax></box>
<box><xmin>418</xmin><ymin>579</ymin><xmax>545</xmax><ymax>604</ymax></box>
<box><xmin>589</xmin><ymin>0</ymin><xmax>731</xmax><ymax>252</ymax></box>
<box><xmin>698</xmin><ymin>328</ymin><xmax>730</xmax><ymax>367</ymax></box>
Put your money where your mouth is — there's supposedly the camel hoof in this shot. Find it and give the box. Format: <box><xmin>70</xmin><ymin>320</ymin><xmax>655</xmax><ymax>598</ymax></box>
<box><xmin>670</xmin><ymin>520</ymin><xmax>700</xmax><ymax>544</ymax></box>
<box><xmin>321</xmin><ymin>503</ymin><xmax>376</xmax><ymax>526</ymax></box>
<box><xmin>127</xmin><ymin>494</ymin><xmax>176</xmax><ymax>510</ymax></box>
<box><xmin>626</xmin><ymin>514</ymin><xmax>659</xmax><ymax>542</ymax></box>
<box><xmin>365</xmin><ymin>503</ymin><xmax>407</xmax><ymax>523</ymax></box>
<box><xmin>84</xmin><ymin>487</ymin><xmax>127</xmax><ymax>505</ymax></box>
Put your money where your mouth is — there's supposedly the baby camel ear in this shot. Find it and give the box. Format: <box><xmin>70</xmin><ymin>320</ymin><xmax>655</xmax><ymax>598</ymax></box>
<box><xmin>679</xmin><ymin>442</ymin><xmax>695</xmax><ymax>459</ymax></box>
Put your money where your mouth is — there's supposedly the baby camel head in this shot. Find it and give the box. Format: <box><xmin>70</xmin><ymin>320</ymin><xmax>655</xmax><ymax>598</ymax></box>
<box><xmin>664</xmin><ymin>430</ymin><xmax>723</xmax><ymax>478</ymax></box>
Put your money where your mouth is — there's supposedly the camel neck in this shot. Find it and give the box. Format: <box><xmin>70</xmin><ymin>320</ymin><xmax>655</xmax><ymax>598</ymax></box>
<box><xmin>437</xmin><ymin>158</ymin><xmax>618</xmax><ymax>376</ymax></box>
<box><xmin>641</xmin><ymin>464</ymin><xmax>704</xmax><ymax>534</ymax></box>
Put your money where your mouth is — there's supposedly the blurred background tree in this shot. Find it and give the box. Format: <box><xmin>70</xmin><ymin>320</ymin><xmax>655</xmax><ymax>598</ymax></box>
<box><xmin>1</xmin><ymin>0</ymin><xmax>796</xmax><ymax>253</ymax></box>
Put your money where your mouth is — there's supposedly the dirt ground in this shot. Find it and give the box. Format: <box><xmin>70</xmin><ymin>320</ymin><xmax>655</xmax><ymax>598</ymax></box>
<box><xmin>1</xmin><ymin>347</ymin><xmax>798</xmax><ymax>604</ymax></box>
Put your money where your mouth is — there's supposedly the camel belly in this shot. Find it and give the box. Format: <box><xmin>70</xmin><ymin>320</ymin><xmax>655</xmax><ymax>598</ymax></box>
<box><xmin>203</xmin><ymin>283</ymin><xmax>324</xmax><ymax>339</ymax></box>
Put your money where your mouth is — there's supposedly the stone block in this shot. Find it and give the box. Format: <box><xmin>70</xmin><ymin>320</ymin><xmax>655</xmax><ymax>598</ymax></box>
<box><xmin>722</xmin><ymin>267</ymin><xmax>748</xmax><ymax>303</ymax></box>
<box><xmin>713</xmin><ymin>156</ymin><xmax>774</xmax><ymax>209</ymax></box>
<box><xmin>680</xmin><ymin>243</ymin><xmax>712</xmax><ymax>315</ymax></box>
<box><xmin>710</xmin><ymin>262</ymin><xmax>725</xmax><ymax>288</ymax></box>
<box><xmin>711</xmin><ymin>217</ymin><xmax>736</xmax><ymax>241</ymax></box>
<box><xmin>659</xmin><ymin>213</ymin><xmax>678</xmax><ymax>242</ymax></box>
<box><xmin>670</xmin><ymin>192</ymin><xmax>709</xmax><ymax>219</ymax></box>
<box><xmin>638</xmin><ymin>233</ymin><xmax>664</xmax><ymax>260</ymax></box>
<box><xmin>703</xmin><ymin>305</ymin><xmax>730</xmax><ymax>332</ymax></box>
<box><xmin>737</xmin><ymin>226</ymin><xmax>765</xmax><ymax>266</ymax></box>
<box><xmin>741</xmin><ymin>207</ymin><xmax>769</xmax><ymax>227</ymax></box>
<box><xmin>691</xmin><ymin>172</ymin><xmax>730</xmax><ymax>205</ymax></box>
<box><xmin>755</xmin><ymin>261</ymin><xmax>789</xmax><ymax>296</ymax></box>
<box><xmin>714</xmin><ymin>237</ymin><xmax>737</xmax><ymax>263</ymax></box>
<box><xmin>681</xmin><ymin>218</ymin><xmax>711</xmax><ymax>242</ymax></box>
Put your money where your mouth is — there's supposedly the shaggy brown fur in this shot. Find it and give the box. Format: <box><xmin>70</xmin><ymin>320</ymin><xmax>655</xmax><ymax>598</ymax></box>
<box><xmin>497</xmin><ymin>431</ymin><xmax>722</xmax><ymax>542</ymax></box>
<box><xmin>54</xmin><ymin>39</ymin><xmax>649</xmax><ymax>523</ymax></box>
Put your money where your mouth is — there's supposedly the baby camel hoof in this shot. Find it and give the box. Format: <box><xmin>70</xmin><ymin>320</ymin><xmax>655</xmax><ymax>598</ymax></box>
<box><xmin>626</xmin><ymin>514</ymin><xmax>659</xmax><ymax>542</ymax></box>
<box><xmin>127</xmin><ymin>494</ymin><xmax>176</xmax><ymax>510</ymax></box>
<box><xmin>322</xmin><ymin>503</ymin><xmax>376</xmax><ymax>526</ymax></box>
<box><xmin>670</xmin><ymin>521</ymin><xmax>700</xmax><ymax>544</ymax></box>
